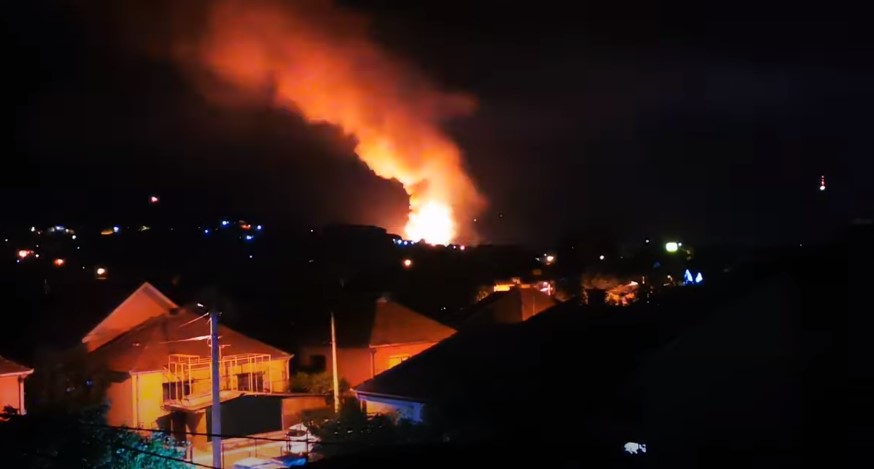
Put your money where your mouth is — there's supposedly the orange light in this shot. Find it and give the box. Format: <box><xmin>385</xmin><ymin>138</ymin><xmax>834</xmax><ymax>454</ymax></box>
<box><xmin>96</xmin><ymin>267</ymin><xmax>107</xmax><ymax>276</ymax></box>
<box><xmin>241</xmin><ymin>224</ymin><xmax>251</xmax><ymax>230</ymax></box>
<box><xmin>17</xmin><ymin>250</ymin><xmax>31</xmax><ymax>259</ymax></box>
<box><xmin>101</xmin><ymin>228</ymin><xmax>114</xmax><ymax>236</ymax></box>
<box><xmin>53</xmin><ymin>258</ymin><xmax>65</xmax><ymax>267</ymax></box>
<box><xmin>402</xmin><ymin>258</ymin><xmax>413</xmax><ymax>268</ymax></box>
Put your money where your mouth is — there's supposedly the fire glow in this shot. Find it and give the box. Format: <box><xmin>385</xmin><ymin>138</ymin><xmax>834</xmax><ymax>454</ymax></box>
<box><xmin>183</xmin><ymin>0</ymin><xmax>484</xmax><ymax>244</ymax></box>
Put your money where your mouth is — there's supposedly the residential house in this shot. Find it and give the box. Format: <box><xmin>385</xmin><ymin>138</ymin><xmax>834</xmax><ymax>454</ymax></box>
<box><xmin>459</xmin><ymin>286</ymin><xmax>556</xmax><ymax>329</ymax></box>
<box><xmin>297</xmin><ymin>297</ymin><xmax>456</xmax><ymax>387</ymax></box>
<box><xmin>0</xmin><ymin>356</ymin><xmax>33</xmax><ymax>416</ymax></box>
<box><xmin>82</xmin><ymin>282</ymin><xmax>314</xmax><ymax>449</ymax></box>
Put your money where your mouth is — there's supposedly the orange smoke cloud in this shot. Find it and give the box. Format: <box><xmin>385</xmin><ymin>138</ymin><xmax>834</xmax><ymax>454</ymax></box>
<box><xmin>185</xmin><ymin>0</ymin><xmax>484</xmax><ymax>244</ymax></box>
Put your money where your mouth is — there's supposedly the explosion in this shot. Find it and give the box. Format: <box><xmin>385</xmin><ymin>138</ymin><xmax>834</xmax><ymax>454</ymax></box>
<box><xmin>185</xmin><ymin>0</ymin><xmax>484</xmax><ymax>244</ymax></box>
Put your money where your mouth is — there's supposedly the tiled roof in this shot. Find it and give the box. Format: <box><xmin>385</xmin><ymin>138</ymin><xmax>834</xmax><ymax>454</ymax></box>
<box><xmin>0</xmin><ymin>355</ymin><xmax>33</xmax><ymax>375</ymax></box>
<box><xmin>90</xmin><ymin>309</ymin><xmax>292</xmax><ymax>373</ymax></box>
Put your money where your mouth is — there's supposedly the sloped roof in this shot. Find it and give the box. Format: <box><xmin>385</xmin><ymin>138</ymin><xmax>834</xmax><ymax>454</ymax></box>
<box><xmin>369</xmin><ymin>298</ymin><xmax>456</xmax><ymax>346</ymax></box>
<box><xmin>90</xmin><ymin>309</ymin><xmax>292</xmax><ymax>373</ymax></box>
<box><xmin>462</xmin><ymin>287</ymin><xmax>557</xmax><ymax>328</ymax></box>
<box><xmin>81</xmin><ymin>282</ymin><xmax>178</xmax><ymax>351</ymax></box>
<box><xmin>298</xmin><ymin>297</ymin><xmax>455</xmax><ymax>348</ymax></box>
<box><xmin>0</xmin><ymin>355</ymin><xmax>33</xmax><ymax>376</ymax></box>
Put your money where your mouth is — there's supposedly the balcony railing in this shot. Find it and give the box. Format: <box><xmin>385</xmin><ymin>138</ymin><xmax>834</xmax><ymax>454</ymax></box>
<box><xmin>163</xmin><ymin>353</ymin><xmax>290</xmax><ymax>407</ymax></box>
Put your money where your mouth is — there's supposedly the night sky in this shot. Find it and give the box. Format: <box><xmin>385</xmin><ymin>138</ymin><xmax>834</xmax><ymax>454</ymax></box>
<box><xmin>6</xmin><ymin>0</ymin><xmax>871</xmax><ymax>245</ymax></box>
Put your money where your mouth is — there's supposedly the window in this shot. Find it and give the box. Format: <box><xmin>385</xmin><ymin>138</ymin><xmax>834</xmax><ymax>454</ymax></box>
<box><xmin>237</xmin><ymin>372</ymin><xmax>265</xmax><ymax>392</ymax></box>
<box><xmin>387</xmin><ymin>354</ymin><xmax>411</xmax><ymax>369</ymax></box>
<box><xmin>310</xmin><ymin>354</ymin><xmax>327</xmax><ymax>372</ymax></box>
<box><xmin>162</xmin><ymin>381</ymin><xmax>191</xmax><ymax>401</ymax></box>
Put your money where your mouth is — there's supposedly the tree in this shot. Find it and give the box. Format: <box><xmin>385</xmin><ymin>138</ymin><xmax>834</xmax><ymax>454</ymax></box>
<box><xmin>0</xmin><ymin>404</ymin><xmax>187</xmax><ymax>468</ymax></box>
<box><xmin>291</xmin><ymin>371</ymin><xmax>349</xmax><ymax>394</ymax></box>
<box><xmin>303</xmin><ymin>401</ymin><xmax>440</xmax><ymax>458</ymax></box>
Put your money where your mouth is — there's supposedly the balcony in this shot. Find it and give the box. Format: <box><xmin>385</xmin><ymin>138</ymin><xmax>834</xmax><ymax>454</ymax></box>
<box><xmin>163</xmin><ymin>353</ymin><xmax>290</xmax><ymax>411</ymax></box>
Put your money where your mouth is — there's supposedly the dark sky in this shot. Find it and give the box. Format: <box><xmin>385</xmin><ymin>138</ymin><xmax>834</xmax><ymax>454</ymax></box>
<box><xmin>6</xmin><ymin>0</ymin><xmax>872</xmax><ymax>245</ymax></box>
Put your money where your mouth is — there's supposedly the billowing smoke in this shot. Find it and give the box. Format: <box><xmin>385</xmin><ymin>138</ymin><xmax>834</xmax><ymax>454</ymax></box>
<box><xmin>177</xmin><ymin>0</ymin><xmax>485</xmax><ymax>244</ymax></box>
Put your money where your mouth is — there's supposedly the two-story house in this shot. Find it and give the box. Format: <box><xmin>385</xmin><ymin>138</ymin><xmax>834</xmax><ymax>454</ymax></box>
<box><xmin>82</xmin><ymin>283</ymin><xmax>309</xmax><ymax>449</ymax></box>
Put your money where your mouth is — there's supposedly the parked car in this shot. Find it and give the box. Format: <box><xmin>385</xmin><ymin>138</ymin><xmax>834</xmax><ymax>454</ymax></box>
<box><xmin>286</xmin><ymin>423</ymin><xmax>319</xmax><ymax>454</ymax></box>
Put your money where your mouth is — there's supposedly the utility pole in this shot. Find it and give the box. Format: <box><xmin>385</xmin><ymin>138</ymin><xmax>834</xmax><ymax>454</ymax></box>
<box><xmin>330</xmin><ymin>311</ymin><xmax>340</xmax><ymax>413</ymax></box>
<box><xmin>209</xmin><ymin>309</ymin><xmax>222</xmax><ymax>468</ymax></box>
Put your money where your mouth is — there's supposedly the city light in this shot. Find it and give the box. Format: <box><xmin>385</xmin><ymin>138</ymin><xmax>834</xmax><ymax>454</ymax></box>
<box><xmin>599</xmin><ymin>255</ymin><xmax>606</xmax><ymax>260</ymax></box>
<box><xmin>53</xmin><ymin>258</ymin><xmax>65</xmax><ymax>267</ymax></box>
<box><xmin>545</xmin><ymin>254</ymin><xmax>555</xmax><ymax>264</ymax></box>
<box><xmin>17</xmin><ymin>250</ymin><xmax>31</xmax><ymax>259</ymax></box>
<box><xmin>665</xmin><ymin>242</ymin><xmax>679</xmax><ymax>253</ymax></box>
<box><xmin>149</xmin><ymin>195</ymin><xmax>160</xmax><ymax>204</ymax></box>
<box><xmin>221</xmin><ymin>220</ymin><xmax>230</xmax><ymax>227</ymax></box>
<box><xmin>95</xmin><ymin>267</ymin><xmax>108</xmax><ymax>279</ymax></box>
<box><xmin>244</xmin><ymin>234</ymin><xmax>254</xmax><ymax>241</ymax></box>
<box><xmin>402</xmin><ymin>258</ymin><xmax>413</xmax><ymax>268</ymax></box>
<box><xmin>256</xmin><ymin>225</ymin><xmax>263</xmax><ymax>231</ymax></box>
<box><xmin>113</xmin><ymin>226</ymin><xmax>120</xmax><ymax>233</ymax></box>
<box><xmin>695</xmin><ymin>272</ymin><xmax>704</xmax><ymax>284</ymax></box>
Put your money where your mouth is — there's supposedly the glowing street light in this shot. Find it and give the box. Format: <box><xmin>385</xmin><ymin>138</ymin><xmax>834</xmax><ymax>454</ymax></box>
<box><xmin>95</xmin><ymin>267</ymin><xmax>108</xmax><ymax>279</ymax></box>
<box><xmin>665</xmin><ymin>242</ymin><xmax>679</xmax><ymax>253</ymax></box>
<box><xmin>149</xmin><ymin>195</ymin><xmax>160</xmax><ymax>204</ymax></box>
<box><xmin>53</xmin><ymin>258</ymin><xmax>65</xmax><ymax>267</ymax></box>
<box><xmin>402</xmin><ymin>258</ymin><xmax>413</xmax><ymax>268</ymax></box>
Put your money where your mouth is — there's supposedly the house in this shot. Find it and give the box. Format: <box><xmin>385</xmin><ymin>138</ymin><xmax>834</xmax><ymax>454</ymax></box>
<box><xmin>0</xmin><ymin>356</ymin><xmax>33</xmax><ymax>416</ymax></box>
<box><xmin>297</xmin><ymin>297</ymin><xmax>456</xmax><ymax>387</ymax></box>
<box><xmin>459</xmin><ymin>286</ymin><xmax>556</xmax><ymax>329</ymax></box>
<box><xmin>353</xmin><ymin>257</ymin><xmax>833</xmax><ymax>466</ymax></box>
<box><xmin>82</xmin><ymin>282</ymin><xmax>314</xmax><ymax>448</ymax></box>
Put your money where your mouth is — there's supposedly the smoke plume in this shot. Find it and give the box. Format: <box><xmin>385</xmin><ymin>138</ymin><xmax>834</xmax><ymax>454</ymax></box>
<box><xmin>177</xmin><ymin>0</ymin><xmax>484</xmax><ymax>243</ymax></box>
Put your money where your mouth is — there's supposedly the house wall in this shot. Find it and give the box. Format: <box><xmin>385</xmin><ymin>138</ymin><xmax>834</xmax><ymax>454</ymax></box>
<box><xmin>281</xmin><ymin>395</ymin><xmax>330</xmax><ymax>428</ymax></box>
<box><xmin>372</xmin><ymin>342</ymin><xmax>438</xmax><ymax>377</ymax></box>
<box><xmin>298</xmin><ymin>346</ymin><xmax>373</xmax><ymax>387</ymax></box>
<box><xmin>358</xmin><ymin>394</ymin><xmax>425</xmax><ymax>423</ymax></box>
<box><xmin>132</xmin><ymin>371</ymin><xmax>169</xmax><ymax>428</ymax></box>
<box><xmin>0</xmin><ymin>375</ymin><xmax>25</xmax><ymax>414</ymax></box>
<box><xmin>267</xmin><ymin>358</ymin><xmax>290</xmax><ymax>392</ymax></box>
<box><xmin>105</xmin><ymin>378</ymin><xmax>133</xmax><ymax>426</ymax></box>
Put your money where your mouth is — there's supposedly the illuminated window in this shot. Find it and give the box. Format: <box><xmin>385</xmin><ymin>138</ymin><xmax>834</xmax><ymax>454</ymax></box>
<box><xmin>387</xmin><ymin>354</ymin><xmax>411</xmax><ymax>369</ymax></box>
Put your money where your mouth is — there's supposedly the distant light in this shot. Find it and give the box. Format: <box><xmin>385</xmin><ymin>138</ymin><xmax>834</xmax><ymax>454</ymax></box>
<box><xmin>17</xmin><ymin>250</ymin><xmax>30</xmax><ymax>259</ymax></box>
<box><xmin>241</xmin><ymin>223</ymin><xmax>251</xmax><ymax>230</ymax></box>
<box><xmin>244</xmin><ymin>234</ymin><xmax>254</xmax><ymax>241</ymax></box>
<box><xmin>53</xmin><ymin>258</ymin><xmax>65</xmax><ymax>267</ymax></box>
<box><xmin>101</xmin><ymin>228</ymin><xmax>114</xmax><ymax>236</ymax></box>
<box><xmin>54</xmin><ymin>225</ymin><xmax>65</xmax><ymax>231</ymax></box>
<box><xmin>204</xmin><ymin>229</ymin><xmax>210</xmax><ymax>235</ymax></box>
<box><xmin>599</xmin><ymin>255</ymin><xmax>605</xmax><ymax>260</ymax></box>
<box><xmin>196</xmin><ymin>303</ymin><xmax>204</xmax><ymax>308</ymax></box>
<box><xmin>695</xmin><ymin>272</ymin><xmax>704</xmax><ymax>284</ymax></box>
<box><xmin>684</xmin><ymin>269</ymin><xmax>694</xmax><ymax>284</ymax></box>
<box><xmin>138</xmin><ymin>225</ymin><xmax>151</xmax><ymax>232</ymax></box>
<box><xmin>665</xmin><ymin>242</ymin><xmax>679</xmax><ymax>253</ymax></box>
<box><xmin>545</xmin><ymin>255</ymin><xmax>555</xmax><ymax>264</ymax></box>
<box><xmin>402</xmin><ymin>258</ymin><xmax>413</xmax><ymax>268</ymax></box>
<box><xmin>149</xmin><ymin>195</ymin><xmax>159</xmax><ymax>204</ymax></box>
<box><xmin>820</xmin><ymin>175</ymin><xmax>826</xmax><ymax>191</ymax></box>
<box><xmin>221</xmin><ymin>220</ymin><xmax>230</xmax><ymax>227</ymax></box>
<box><xmin>30</xmin><ymin>226</ymin><xmax>35</xmax><ymax>232</ymax></box>
<box><xmin>34</xmin><ymin>254</ymin><xmax>39</xmax><ymax>258</ymax></box>
<box><xmin>645</xmin><ymin>238</ymin><xmax>650</xmax><ymax>244</ymax></box>
<box><xmin>249</xmin><ymin>254</ymin><xmax>254</xmax><ymax>259</ymax></box>
<box><xmin>309</xmin><ymin>229</ymin><xmax>314</xmax><ymax>233</ymax></box>
<box><xmin>96</xmin><ymin>267</ymin><xmax>107</xmax><ymax>276</ymax></box>
<box><xmin>71</xmin><ymin>235</ymin><xmax>77</xmax><ymax>240</ymax></box>
<box><xmin>113</xmin><ymin>226</ymin><xmax>120</xmax><ymax>233</ymax></box>
<box><xmin>256</xmin><ymin>225</ymin><xmax>263</xmax><ymax>231</ymax></box>
<box><xmin>459</xmin><ymin>245</ymin><xmax>466</xmax><ymax>251</ymax></box>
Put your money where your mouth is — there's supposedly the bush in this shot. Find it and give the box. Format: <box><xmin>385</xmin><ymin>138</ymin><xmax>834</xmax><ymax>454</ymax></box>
<box><xmin>304</xmin><ymin>401</ymin><xmax>440</xmax><ymax>458</ymax></box>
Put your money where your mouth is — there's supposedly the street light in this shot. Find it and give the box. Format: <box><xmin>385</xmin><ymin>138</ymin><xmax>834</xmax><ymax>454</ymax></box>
<box><xmin>665</xmin><ymin>242</ymin><xmax>679</xmax><ymax>253</ymax></box>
